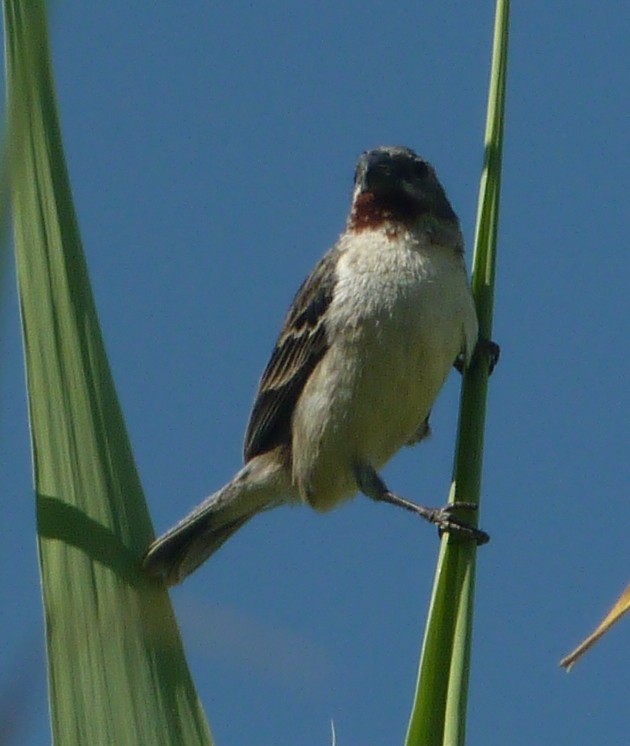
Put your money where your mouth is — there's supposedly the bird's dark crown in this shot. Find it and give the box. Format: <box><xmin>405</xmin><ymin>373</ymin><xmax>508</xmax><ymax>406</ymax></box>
<box><xmin>348</xmin><ymin>146</ymin><xmax>457</xmax><ymax>232</ymax></box>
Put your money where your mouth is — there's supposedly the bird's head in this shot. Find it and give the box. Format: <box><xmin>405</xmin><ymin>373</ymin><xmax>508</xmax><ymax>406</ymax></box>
<box><xmin>348</xmin><ymin>146</ymin><xmax>457</xmax><ymax>233</ymax></box>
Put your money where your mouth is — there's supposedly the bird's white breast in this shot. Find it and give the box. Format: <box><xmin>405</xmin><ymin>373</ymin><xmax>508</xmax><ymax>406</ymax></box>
<box><xmin>291</xmin><ymin>226</ymin><xmax>478</xmax><ymax>510</ymax></box>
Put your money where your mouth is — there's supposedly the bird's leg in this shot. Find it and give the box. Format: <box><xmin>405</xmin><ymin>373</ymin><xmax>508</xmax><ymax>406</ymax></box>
<box><xmin>355</xmin><ymin>465</ymin><xmax>489</xmax><ymax>545</ymax></box>
<box><xmin>453</xmin><ymin>338</ymin><xmax>500</xmax><ymax>375</ymax></box>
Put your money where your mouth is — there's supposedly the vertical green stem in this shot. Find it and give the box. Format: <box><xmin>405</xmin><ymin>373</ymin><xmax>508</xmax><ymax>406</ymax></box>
<box><xmin>404</xmin><ymin>2</ymin><xmax>509</xmax><ymax>744</ymax></box>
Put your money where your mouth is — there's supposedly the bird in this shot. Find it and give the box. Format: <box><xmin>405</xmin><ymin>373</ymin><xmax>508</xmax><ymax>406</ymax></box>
<box><xmin>144</xmin><ymin>145</ymin><xmax>492</xmax><ymax>586</ymax></box>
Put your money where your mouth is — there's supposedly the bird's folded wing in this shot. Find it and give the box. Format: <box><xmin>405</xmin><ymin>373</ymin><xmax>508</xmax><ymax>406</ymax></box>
<box><xmin>243</xmin><ymin>248</ymin><xmax>339</xmax><ymax>460</ymax></box>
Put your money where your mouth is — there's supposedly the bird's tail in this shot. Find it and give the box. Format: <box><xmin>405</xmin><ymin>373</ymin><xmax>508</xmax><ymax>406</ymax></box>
<box><xmin>143</xmin><ymin>452</ymin><xmax>291</xmax><ymax>586</ymax></box>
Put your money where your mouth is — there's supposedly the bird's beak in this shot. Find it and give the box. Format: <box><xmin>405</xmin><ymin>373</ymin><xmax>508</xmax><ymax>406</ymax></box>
<box><xmin>357</xmin><ymin>151</ymin><xmax>396</xmax><ymax>195</ymax></box>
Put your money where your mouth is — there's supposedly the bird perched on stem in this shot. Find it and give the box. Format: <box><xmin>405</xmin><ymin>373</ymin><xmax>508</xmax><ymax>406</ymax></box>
<box><xmin>144</xmin><ymin>146</ymin><xmax>493</xmax><ymax>586</ymax></box>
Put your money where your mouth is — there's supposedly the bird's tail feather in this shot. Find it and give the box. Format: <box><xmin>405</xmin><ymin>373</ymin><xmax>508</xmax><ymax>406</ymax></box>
<box><xmin>143</xmin><ymin>452</ymin><xmax>291</xmax><ymax>585</ymax></box>
<box><xmin>143</xmin><ymin>509</ymin><xmax>253</xmax><ymax>586</ymax></box>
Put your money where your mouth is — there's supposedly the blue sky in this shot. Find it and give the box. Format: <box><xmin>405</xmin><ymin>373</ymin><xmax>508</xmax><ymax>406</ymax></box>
<box><xmin>1</xmin><ymin>2</ymin><xmax>629</xmax><ymax>744</ymax></box>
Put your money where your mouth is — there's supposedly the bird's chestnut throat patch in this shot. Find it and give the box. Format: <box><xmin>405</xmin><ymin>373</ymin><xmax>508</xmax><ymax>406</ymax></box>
<box><xmin>348</xmin><ymin>191</ymin><xmax>435</xmax><ymax>234</ymax></box>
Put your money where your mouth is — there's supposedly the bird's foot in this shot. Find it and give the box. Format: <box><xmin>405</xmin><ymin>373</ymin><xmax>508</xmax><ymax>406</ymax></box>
<box><xmin>355</xmin><ymin>465</ymin><xmax>489</xmax><ymax>545</ymax></box>
<box><xmin>454</xmin><ymin>338</ymin><xmax>500</xmax><ymax>375</ymax></box>
<box><xmin>385</xmin><ymin>493</ymin><xmax>489</xmax><ymax>545</ymax></box>
<box><xmin>475</xmin><ymin>338</ymin><xmax>500</xmax><ymax>374</ymax></box>
<box><xmin>419</xmin><ymin>501</ymin><xmax>490</xmax><ymax>545</ymax></box>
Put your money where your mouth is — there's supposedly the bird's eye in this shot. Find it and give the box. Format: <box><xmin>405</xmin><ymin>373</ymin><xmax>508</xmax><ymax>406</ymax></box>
<box><xmin>412</xmin><ymin>160</ymin><xmax>429</xmax><ymax>179</ymax></box>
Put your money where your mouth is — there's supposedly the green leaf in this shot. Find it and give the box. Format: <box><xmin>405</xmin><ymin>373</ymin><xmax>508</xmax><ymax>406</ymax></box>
<box><xmin>0</xmin><ymin>139</ymin><xmax>11</xmax><ymax>330</ymax></box>
<box><xmin>404</xmin><ymin>2</ymin><xmax>509</xmax><ymax>744</ymax></box>
<box><xmin>4</xmin><ymin>2</ymin><xmax>214</xmax><ymax>743</ymax></box>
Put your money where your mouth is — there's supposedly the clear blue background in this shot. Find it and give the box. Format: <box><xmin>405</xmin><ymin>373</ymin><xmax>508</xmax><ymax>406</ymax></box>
<box><xmin>1</xmin><ymin>2</ymin><xmax>629</xmax><ymax>744</ymax></box>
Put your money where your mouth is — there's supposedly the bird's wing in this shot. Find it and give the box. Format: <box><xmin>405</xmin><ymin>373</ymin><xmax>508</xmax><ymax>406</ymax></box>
<box><xmin>243</xmin><ymin>248</ymin><xmax>339</xmax><ymax>461</ymax></box>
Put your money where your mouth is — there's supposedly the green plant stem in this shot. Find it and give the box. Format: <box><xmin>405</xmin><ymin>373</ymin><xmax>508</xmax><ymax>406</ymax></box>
<box><xmin>404</xmin><ymin>2</ymin><xmax>509</xmax><ymax>745</ymax></box>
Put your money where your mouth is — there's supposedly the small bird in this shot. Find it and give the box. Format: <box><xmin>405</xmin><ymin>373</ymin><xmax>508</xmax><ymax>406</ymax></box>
<box><xmin>144</xmin><ymin>146</ymin><xmax>492</xmax><ymax>586</ymax></box>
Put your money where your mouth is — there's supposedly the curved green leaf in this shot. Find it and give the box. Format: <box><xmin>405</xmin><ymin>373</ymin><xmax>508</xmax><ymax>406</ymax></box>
<box><xmin>4</xmin><ymin>2</ymin><xmax>214</xmax><ymax>743</ymax></box>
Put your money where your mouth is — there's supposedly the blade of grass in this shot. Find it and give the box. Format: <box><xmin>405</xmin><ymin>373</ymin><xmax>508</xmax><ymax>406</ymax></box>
<box><xmin>4</xmin><ymin>2</ymin><xmax>214</xmax><ymax>743</ymax></box>
<box><xmin>404</xmin><ymin>2</ymin><xmax>509</xmax><ymax>744</ymax></box>
<box><xmin>0</xmin><ymin>140</ymin><xmax>11</xmax><ymax>331</ymax></box>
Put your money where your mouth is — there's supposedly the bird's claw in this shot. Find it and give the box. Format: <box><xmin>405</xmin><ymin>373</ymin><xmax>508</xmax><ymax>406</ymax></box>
<box><xmin>476</xmin><ymin>338</ymin><xmax>500</xmax><ymax>375</ymax></box>
<box><xmin>453</xmin><ymin>338</ymin><xmax>500</xmax><ymax>376</ymax></box>
<box><xmin>430</xmin><ymin>502</ymin><xmax>490</xmax><ymax>545</ymax></box>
